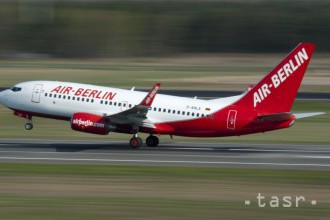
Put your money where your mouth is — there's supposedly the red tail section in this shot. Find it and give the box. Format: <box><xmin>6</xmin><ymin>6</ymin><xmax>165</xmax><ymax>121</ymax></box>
<box><xmin>144</xmin><ymin>43</ymin><xmax>316</xmax><ymax>138</ymax></box>
<box><xmin>237</xmin><ymin>43</ymin><xmax>315</xmax><ymax>114</ymax></box>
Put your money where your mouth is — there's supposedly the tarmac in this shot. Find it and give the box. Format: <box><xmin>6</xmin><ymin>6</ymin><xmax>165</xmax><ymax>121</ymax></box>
<box><xmin>0</xmin><ymin>139</ymin><xmax>329</xmax><ymax>170</ymax></box>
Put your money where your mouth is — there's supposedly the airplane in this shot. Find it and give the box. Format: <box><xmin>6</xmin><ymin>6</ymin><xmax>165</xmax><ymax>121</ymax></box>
<box><xmin>0</xmin><ymin>42</ymin><xmax>324</xmax><ymax>148</ymax></box>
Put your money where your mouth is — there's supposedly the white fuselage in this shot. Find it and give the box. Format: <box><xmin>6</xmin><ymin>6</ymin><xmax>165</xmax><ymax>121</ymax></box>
<box><xmin>0</xmin><ymin>81</ymin><xmax>242</xmax><ymax>125</ymax></box>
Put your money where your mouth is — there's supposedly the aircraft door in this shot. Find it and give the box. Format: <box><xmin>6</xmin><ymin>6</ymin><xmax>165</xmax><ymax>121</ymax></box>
<box><xmin>31</xmin><ymin>84</ymin><xmax>43</xmax><ymax>103</ymax></box>
<box><xmin>227</xmin><ymin>110</ymin><xmax>237</xmax><ymax>130</ymax></box>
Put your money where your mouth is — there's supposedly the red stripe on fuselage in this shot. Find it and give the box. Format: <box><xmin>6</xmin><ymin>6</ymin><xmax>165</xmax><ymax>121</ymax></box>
<box><xmin>10</xmin><ymin>107</ymin><xmax>294</xmax><ymax>137</ymax></box>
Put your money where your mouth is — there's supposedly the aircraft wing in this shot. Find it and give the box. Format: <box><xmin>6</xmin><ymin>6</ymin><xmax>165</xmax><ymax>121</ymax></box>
<box><xmin>106</xmin><ymin>83</ymin><xmax>161</xmax><ymax>128</ymax></box>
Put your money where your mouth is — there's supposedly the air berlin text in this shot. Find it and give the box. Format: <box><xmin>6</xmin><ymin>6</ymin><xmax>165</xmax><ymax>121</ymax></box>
<box><xmin>253</xmin><ymin>48</ymin><xmax>308</xmax><ymax>107</ymax></box>
<box><xmin>50</xmin><ymin>86</ymin><xmax>117</xmax><ymax>100</ymax></box>
<box><xmin>72</xmin><ymin>118</ymin><xmax>105</xmax><ymax>128</ymax></box>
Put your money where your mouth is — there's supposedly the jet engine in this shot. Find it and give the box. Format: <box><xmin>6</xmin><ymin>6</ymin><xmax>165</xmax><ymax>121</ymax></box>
<box><xmin>71</xmin><ymin>112</ymin><xmax>109</xmax><ymax>135</ymax></box>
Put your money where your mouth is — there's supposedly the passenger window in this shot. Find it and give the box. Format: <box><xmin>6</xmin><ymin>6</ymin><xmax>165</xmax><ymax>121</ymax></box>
<box><xmin>163</xmin><ymin>109</ymin><xmax>166</xmax><ymax>113</ymax></box>
<box><xmin>118</xmin><ymin>103</ymin><xmax>121</xmax><ymax>107</ymax></box>
<box><xmin>105</xmin><ymin>101</ymin><xmax>108</xmax><ymax>105</ymax></box>
<box><xmin>82</xmin><ymin>98</ymin><xmax>85</xmax><ymax>102</ymax></box>
<box><xmin>54</xmin><ymin>94</ymin><xmax>57</xmax><ymax>98</ymax></box>
<box><xmin>86</xmin><ymin>99</ymin><xmax>89</xmax><ymax>102</ymax></box>
<box><xmin>101</xmin><ymin>100</ymin><xmax>103</xmax><ymax>104</ymax></box>
<box><xmin>201</xmin><ymin>114</ymin><xmax>205</xmax><ymax>117</ymax></box>
<box><xmin>173</xmin><ymin>110</ymin><xmax>176</xmax><ymax>114</ymax></box>
<box><xmin>114</xmin><ymin>102</ymin><xmax>117</xmax><ymax>106</ymax></box>
<box><xmin>49</xmin><ymin>94</ymin><xmax>52</xmax><ymax>97</ymax></box>
<box><xmin>187</xmin><ymin>112</ymin><xmax>190</xmax><ymax>116</ymax></box>
<box><xmin>109</xmin><ymin>102</ymin><xmax>112</xmax><ymax>105</ymax></box>
<box><xmin>45</xmin><ymin>93</ymin><xmax>48</xmax><ymax>97</ymax></box>
<box><xmin>197</xmin><ymin>113</ymin><xmax>200</xmax><ymax>117</ymax></box>
<box><xmin>168</xmin><ymin>109</ymin><xmax>171</xmax><ymax>113</ymax></box>
<box><xmin>59</xmin><ymin>95</ymin><xmax>61</xmax><ymax>98</ymax></box>
<box><xmin>63</xmin><ymin>95</ymin><xmax>66</xmax><ymax>99</ymax></box>
<box><xmin>158</xmin><ymin>108</ymin><xmax>161</xmax><ymax>112</ymax></box>
<box><xmin>77</xmin><ymin>97</ymin><xmax>80</xmax><ymax>101</ymax></box>
<box><xmin>129</xmin><ymin>104</ymin><xmax>132</xmax><ymax>108</ymax></box>
<box><xmin>154</xmin><ymin>107</ymin><xmax>157</xmax><ymax>111</ymax></box>
<box><xmin>177</xmin><ymin>110</ymin><xmax>180</xmax><ymax>114</ymax></box>
<box><xmin>91</xmin><ymin>99</ymin><xmax>94</xmax><ymax>103</ymax></box>
<box><xmin>192</xmin><ymin>113</ymin><xmax>195</xmax><ymax>116</ymax></box>
<box><xmin>68</xmin><ymin>96</ymin><xmax>71</xmax><ymax>100</ymax></box>
<box><xmin>123</xmin><ymin>103</ymin><xmax>126</xmax><ymax>107</ymax></box>
<box><xmin>73</xmin><ymin>97</ymin><xmax>76</xmax><ymax>101</ymax></box>
<box><xmin>182</xmin><ymin>111</ymin><xmax>185</xmax><ymax>115</ymax></box>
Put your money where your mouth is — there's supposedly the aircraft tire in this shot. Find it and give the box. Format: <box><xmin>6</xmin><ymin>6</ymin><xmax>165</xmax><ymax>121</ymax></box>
<box><xmin>130</xmin><ymin>137</ymin><xmax>142</xmax><ymax>149</ymax></box>
<box><xmin>25</xmin><ymin>123</ymin><xmax>33</xmax><ymax>130</ymax></box>
<box><xmin>146</xmin><ymin>136</ymin><xmax>159</xmax><ymax>147</ymax></box>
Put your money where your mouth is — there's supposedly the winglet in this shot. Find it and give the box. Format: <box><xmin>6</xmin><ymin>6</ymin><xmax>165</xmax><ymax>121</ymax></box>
<box><xmin>140</xmin><ymin>83</ymin><xmax>161</xmax><ymax>107</ymax></box>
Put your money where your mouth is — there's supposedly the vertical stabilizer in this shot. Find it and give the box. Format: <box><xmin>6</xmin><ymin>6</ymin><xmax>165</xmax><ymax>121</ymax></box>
<box><xmin>236</xmin><ymin>43</ymin><xmax>315</xmax><ymax>114</ymax></box>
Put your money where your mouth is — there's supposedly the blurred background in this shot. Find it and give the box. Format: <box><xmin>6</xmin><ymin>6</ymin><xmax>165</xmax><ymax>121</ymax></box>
<box><xmin>1</xmin><ymin>0</ymin><xmax>330</xmax><ymax>58</ymax></box>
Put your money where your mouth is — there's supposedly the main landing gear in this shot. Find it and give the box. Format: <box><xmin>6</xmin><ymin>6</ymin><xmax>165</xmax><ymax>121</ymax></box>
<box><xmin>129</xmin><ymin>134</ymin><xmax>160</xmax><ymax>149</ymax></box>
<box><xmin>129</xmin><ymin>134</ymin><xmax>143</xmax><ymax>149</ymax></box>
<box><xmin>146</xmin><ymin>135</ymin><xmax>159</xmax><ymax>147</ymax></box>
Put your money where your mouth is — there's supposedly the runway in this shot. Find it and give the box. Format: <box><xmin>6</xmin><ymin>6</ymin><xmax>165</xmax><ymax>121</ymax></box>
<box><xmin>0</xmin><ymin>139</ymin><xmax>329</xmax><ymax>170</ymax></box>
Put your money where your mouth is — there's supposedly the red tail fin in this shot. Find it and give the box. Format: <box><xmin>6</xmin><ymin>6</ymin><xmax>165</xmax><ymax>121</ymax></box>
<box><xmin>237</xmin><ymin>43</ymin><xmax>315</xmax><ymax>114</ymax></box>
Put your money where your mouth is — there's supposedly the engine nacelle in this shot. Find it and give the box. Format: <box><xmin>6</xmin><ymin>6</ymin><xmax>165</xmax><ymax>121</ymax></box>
<box><xmin>71</xmin><ymin>112</ymin><xmax>109</xmax><ymax>135</ymax></box>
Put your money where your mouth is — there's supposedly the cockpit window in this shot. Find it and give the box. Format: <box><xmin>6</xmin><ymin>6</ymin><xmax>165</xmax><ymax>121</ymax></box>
<box><xmin>10</xmin><ymin>87</ymin><xmax>22</xmax><ymax>92</ymax></box>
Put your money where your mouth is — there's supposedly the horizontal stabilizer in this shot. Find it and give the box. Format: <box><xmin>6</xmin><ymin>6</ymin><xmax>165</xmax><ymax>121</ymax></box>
<box><xmin>257</xmin><ymin>112</ymin><xmax>294</xmax><ymax>122</ymax></box>
<box><xmin>293</xmin><ymin>112</ymin><xmax>325</xmax><ymax>119</ymax></box>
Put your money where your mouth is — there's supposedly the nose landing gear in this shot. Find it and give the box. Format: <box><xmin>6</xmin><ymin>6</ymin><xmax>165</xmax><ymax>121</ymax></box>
<box><xmin>13</xmin><ymin>111</ymin><xmax>33</xmax><ymax>130</ymax></box>
<box><xmin>25</xmin><ymin>122</ymin><xmax>33</xmax><ymax>130</ymax></box>
<box><xmin>24</xmin><ymin>117</ymin><xmax>33</xmax><ymax>130</ymax></box>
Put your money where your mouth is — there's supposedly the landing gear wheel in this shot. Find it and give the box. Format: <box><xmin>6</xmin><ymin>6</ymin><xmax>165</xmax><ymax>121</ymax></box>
<box><xmin>130</xmin><ymin>137</ymin><xmax>143</xmax><ymax>149</ymax></box>
<box><xmin>25</xmin><ymin>123</ymin><xmax>33</xmax><ymax>130</ymax></box>
<box><xmin>146</xmin><ymin>135</ymin><xmax>159</xmax><ymax>147</ymax></box>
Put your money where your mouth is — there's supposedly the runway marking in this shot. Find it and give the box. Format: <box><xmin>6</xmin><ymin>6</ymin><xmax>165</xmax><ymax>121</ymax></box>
<box><xmin>1</xmin><ymin>149</ymin><xmax>330</xmax><ymax>159</ymax></box>
<box><xmin>2</xmin><ymin>140</ymin><xmax>329</xmax><ymax>148</ymax></box>
<box><xmin>169</xmin><ymin>147</ymin><xmax>214</xmax><ymax>151</ymax></box>
<box><xmin>1</xmin><ymin>150</ymin><xmax>329</xmax><ymax>160</ymax></box>
<box><xmin>229</xmin><ymin>148</ymin><xmax>330</xmax><ymax>153</ymax></box>
<box><xmin>176</xmin><ymin>142</ymin><xmax>330</xmax><ymax>148</ymax></box>
<box><xmin>299</xmin><ymin>156</ymin><xmax>330</xmax><ymax>159</ymax></box>
<box><xmin>0</xmin><ymin>150</ymin><xmax>220</xmax><ymax>157</ymax></box>
<box><xmin>0</xmin><ymin>156</ymin><xmax>329</xmax><ymax>167</ymax></box>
